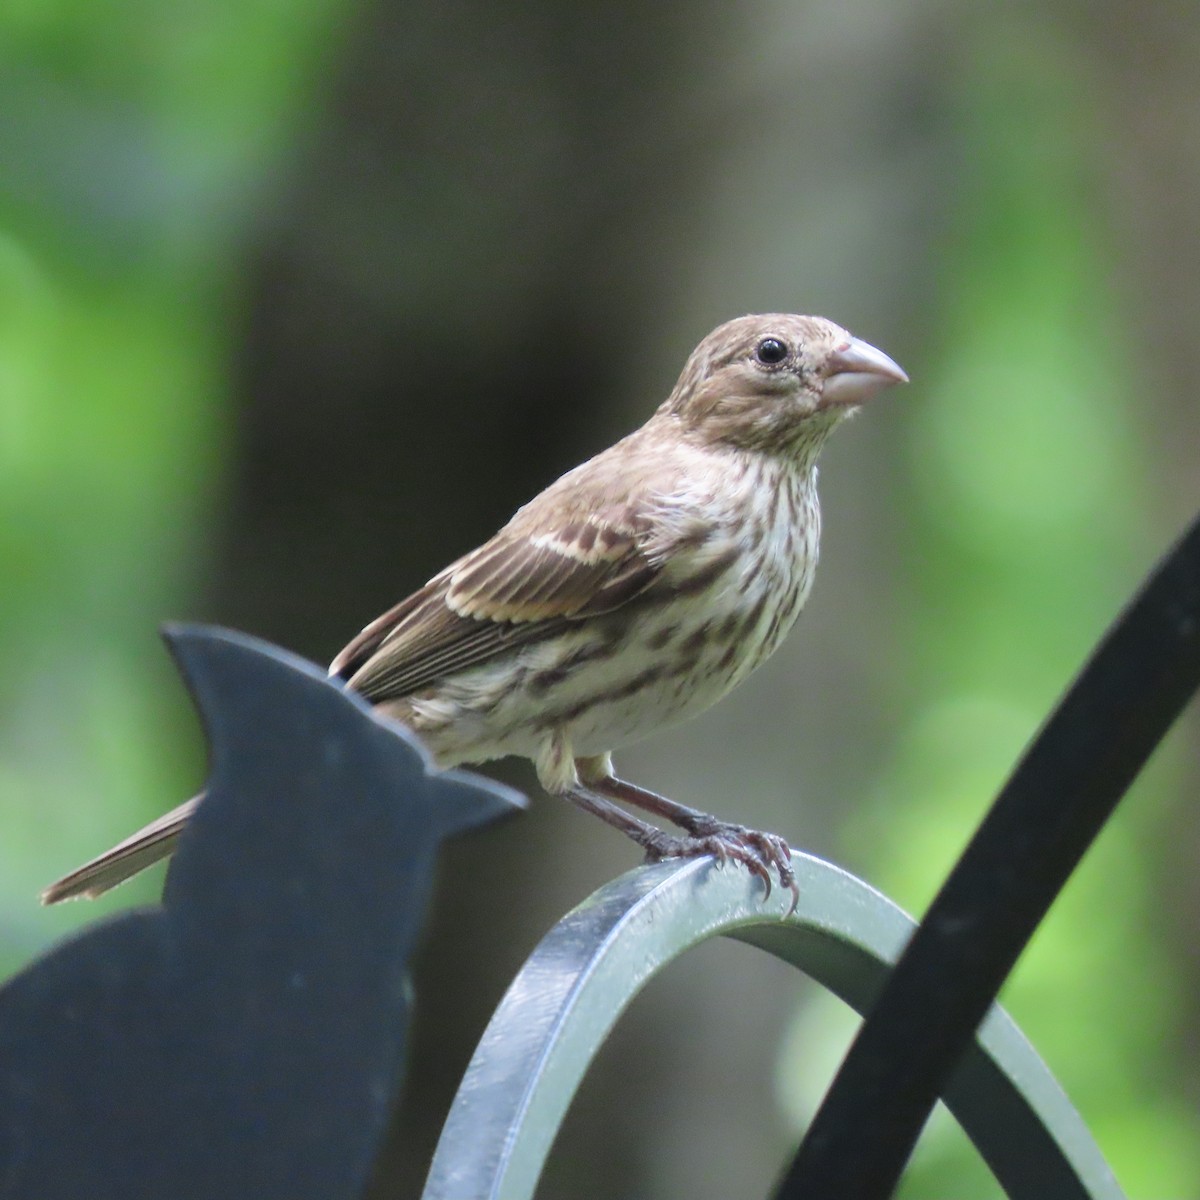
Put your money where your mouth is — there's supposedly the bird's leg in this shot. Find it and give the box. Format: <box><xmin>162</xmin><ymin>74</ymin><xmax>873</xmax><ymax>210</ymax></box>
<box><xmin>561</xmin><ymin>782</ymin><xmax>779</xmax><ymax>894</ymax></box>
<box><xmin>573</xmin><ymin>760</ymin><xmax>798</xmax><ymax>909</ymax></box>
<box><xmin>558</xmin><ymin>786</ymin><xmax>689</xmax><ymax>857</ymax></box>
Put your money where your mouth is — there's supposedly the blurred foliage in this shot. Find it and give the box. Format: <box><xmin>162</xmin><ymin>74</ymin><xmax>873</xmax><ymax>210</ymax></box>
<box><xmin>777</xmin><ymin>27</ymin><xmax>1200</xmax><ymax>1199</ymax></box>
<box><xmin>0</xmin><ymin>0</ymin><xmax>344</xmax><ymax>957</ymax></box>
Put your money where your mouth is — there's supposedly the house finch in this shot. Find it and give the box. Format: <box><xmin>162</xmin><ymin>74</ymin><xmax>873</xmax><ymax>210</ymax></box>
<box><xmin>43</xmin><ymin>314</ymin><xmax>905</xmax><ymax>908</ymax></box>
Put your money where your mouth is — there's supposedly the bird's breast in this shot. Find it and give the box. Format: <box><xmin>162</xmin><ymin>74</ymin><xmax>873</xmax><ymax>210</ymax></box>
<box><xmin>545</xmin><ymin>461</ymin><xmax>822</xmax><ymax>754</ymax></box>
<box><xmin>406</xmin><ymin>460</ymin><xmax>822</xmax><ymax>767</ymax></box>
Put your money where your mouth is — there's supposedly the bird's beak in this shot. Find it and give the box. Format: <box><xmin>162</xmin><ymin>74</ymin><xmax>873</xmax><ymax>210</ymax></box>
<box><xmin>821</xmin><ymin>336</ymin><xmax>908</xmax><ymax>409</ymax></box>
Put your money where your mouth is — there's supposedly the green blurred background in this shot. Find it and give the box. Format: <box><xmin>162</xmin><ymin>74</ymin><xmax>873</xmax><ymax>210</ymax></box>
<box><xmin>2</xmin><ymin>3</ymin><xmax>1197</xmax><ymax>1196</ymax></box>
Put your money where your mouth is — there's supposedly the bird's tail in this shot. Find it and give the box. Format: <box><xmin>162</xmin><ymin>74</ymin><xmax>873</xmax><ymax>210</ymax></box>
<box><xmin>40</xmin><ymin>795</ymin><xmax>204</xmax><ymax>905</ymax></box>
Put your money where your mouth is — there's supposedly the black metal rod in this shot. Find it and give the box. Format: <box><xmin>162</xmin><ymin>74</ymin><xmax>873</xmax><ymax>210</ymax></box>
<box><xmin>776</xmin><ymin>511</ymin><xmax>1200</xmax><ymax>1200</ymax></box>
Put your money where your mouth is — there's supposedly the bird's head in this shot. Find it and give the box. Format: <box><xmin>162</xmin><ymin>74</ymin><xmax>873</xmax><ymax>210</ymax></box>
<box><xmin>660</xmin><ymin>314</ymin><xmax>907</xmax><ymax>458</ymax></box>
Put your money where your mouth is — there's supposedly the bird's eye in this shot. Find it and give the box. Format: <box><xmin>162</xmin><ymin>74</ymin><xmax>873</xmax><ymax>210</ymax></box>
<box><xmin>755</xmin><ymin>337</ymin><xmax>788</xmax><ymax>366</ymax></box>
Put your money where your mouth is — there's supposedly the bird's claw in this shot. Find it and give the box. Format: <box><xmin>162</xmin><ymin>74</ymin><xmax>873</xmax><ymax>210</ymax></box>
<box><xmin>641</xmin><ymin>821</ymin><xmax>798</xmax><ymax>916</ymax></box>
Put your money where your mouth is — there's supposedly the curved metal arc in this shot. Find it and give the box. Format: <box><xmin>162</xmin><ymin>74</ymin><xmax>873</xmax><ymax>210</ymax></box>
<box><xmin>779</xmin><ymin>512</ymin><xmax>1200</xmax><ymax>1198</ymax></box>
<box><xmin>421</xmin><ymin>854</ymin><xmax>1123</xmax><ymax>1200</ymax></box>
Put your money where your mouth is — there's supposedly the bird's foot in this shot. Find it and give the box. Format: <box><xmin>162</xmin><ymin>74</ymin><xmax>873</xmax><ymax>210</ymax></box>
<box><xmin>639</xmin><ymin>820</ymin><xmax>798</xmax><ymax>914</ymax></box>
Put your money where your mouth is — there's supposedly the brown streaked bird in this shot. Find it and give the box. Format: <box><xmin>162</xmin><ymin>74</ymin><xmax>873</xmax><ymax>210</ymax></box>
<box><xmin>42</xmin><ymin>314</ymin><xmax>906</xmax><ymax>908</ymax></box>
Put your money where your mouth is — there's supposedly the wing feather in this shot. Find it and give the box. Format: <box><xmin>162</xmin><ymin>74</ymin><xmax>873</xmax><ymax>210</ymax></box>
<box><xmin>329</xmin><ymin>505</ymin><xmax>666</xmax><ymax>706</ymax></box>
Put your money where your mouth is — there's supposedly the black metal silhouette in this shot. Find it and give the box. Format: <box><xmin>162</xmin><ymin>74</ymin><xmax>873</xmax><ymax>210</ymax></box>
<box><xmin>0</xmin><ymin>625</ymin><xmax>523</xmax><ymax>1200</ymax></box>
<box><xmin>777</xmin><ymin>513</ymin><xmax>1200</xmax><ymax>1199</ymax></box>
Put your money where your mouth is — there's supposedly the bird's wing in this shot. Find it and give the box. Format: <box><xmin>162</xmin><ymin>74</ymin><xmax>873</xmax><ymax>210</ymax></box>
<box><xmin>329</xmin><ymin>504</ymin><xmax>664</xmax><ymax>705</ymax></box>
